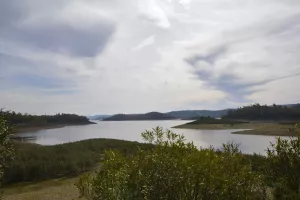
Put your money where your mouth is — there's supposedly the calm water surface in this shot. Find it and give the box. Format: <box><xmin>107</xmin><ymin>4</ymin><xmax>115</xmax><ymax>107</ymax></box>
<box><xmin>16</xmin><ymin>120</ymin><xmax>286</xmax><ymax>154</ymax></box>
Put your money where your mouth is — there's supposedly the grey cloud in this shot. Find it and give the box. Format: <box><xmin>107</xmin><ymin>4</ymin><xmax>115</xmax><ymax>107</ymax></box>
<box><xmin>251</xmin><ymin>72</ymin><xmax>300</xmax><ymax>86</ymax></box>
<box><xmin>265</xmin><ymin>14</ymin><xmax>300</xmax><ymax>37</ymax></box>
<box><xmin>185</xmin><ymin>46</ymin><xmax>227</xmax><ymax>66</ymax></box>
<box><xmin>193</xmin><ymin>65</ymin><xmax>300</xmax><ymax>102</ymax></box>
<box><xmin>0</xmin><ymin>53</ymin><xmax>76</xmax><ymax>92</ymax></box>
<box><xmin>0</xmin><ymin>1</ymin><xmax>115</xmax><ymax>57</ymax></box>
<box><xmin>0</xmin><ymin>1</ymin><xmax>23</xmax><ymax>25</ymax></box>
<box><xmin>185</xmin><ymin>11</ymin><xmax>300</xmax><ymax>102</ymax></box>
<box><xmin>194</xmin><ymin>72</ymin><xmax>255</xmax><ymax>102</ymax></box>
<box><xmin>0</xmin><ymin>53</ymin><xmax>36</xmax><ymax>73</ymax></box>
<box><xmin>13</xmin><ymin>23</ymin><xmax>114</xmax><ymax>57</ymax></box>
<box><xmin>186</xmin><ymin>42</ymin><xmax>300</xmax><ymax>102</ymax></box>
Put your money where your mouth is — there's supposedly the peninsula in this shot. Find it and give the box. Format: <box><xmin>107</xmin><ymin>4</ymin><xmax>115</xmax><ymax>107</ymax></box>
<box><xmin>0</xmin><ymin>110</ymin><xmax>95</xmax><ymax>133</ymax></box>
<box><xmin>174</xmin><ymin>104</ymin><xmax>300</xmax><ymax>136</ymax></box>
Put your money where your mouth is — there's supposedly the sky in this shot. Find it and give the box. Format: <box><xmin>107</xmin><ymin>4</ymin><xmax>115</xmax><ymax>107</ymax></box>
<box><xmin>0</xmin><ymin>0</ymin><xmax>300</xmax><ymax>115</ymax></box>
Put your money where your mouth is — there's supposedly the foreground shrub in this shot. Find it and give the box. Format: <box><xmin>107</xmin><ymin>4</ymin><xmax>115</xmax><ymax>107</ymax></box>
<box><xmin>77</xmin><ymin>127</ymin><xmax>265</xmax><ymax>200</ymax></box>
<box><xmin>265</xmin><ymin>124</ymin><xmax>300</xmax><ymax>199</ymax></box>
<box><xmin>0</xmin><ymin>113</ymin><xmax>14</xmax><ymax>197</ymax></box>
<box><xmin>4</xmin><ymin>139</ymin><xmax>152</xmax><ymax>184</ymax></box>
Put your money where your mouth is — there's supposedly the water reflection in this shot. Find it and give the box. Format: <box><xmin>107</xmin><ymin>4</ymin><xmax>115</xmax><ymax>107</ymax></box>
<box><xmin>14</xmin><ymin>120</ymin><xmax>286</xmax><ymax>154</ymax></box>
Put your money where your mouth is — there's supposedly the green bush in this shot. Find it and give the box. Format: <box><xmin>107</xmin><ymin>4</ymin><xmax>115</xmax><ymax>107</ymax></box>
<box><xmin>265</xmin><ymin>124</ymin><xmax>300</xmax><ymax>199</ymax></box>
<box><xmin>4</xmin><ymin>139</ymin><xmax>153</xmax><ymax>184</ymax></box>
<box><xmin>77</xmin><ymin>127</ymin><xmax>265</xmax><ymax>200</ymax></box>
<box><xmin>0</xmin><ymin>113</ymin><xmax>14</xmax><ymax>197</ymax></box>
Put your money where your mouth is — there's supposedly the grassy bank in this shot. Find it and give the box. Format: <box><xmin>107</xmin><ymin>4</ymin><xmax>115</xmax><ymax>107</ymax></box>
<box><xmin>174</xmin><ymin>122</ymin><xmax>300</xmax><ymax>136</ymax></box>
<box><xmin>2</xmin><ymin>138</ymin><xmax>153</xmax><ymax>200</ymax></box>
<box><xmin>3</xmin><ymin>139</ymin><xmax>153</xmax><ymax>185</ymax></box>
<box><xmin>2</xmin><ymin>155</ymin><xmax>267</xmax><ymax>200</ymax></box>
<box><xmin>232</xmin><ymin>122</ymin><xmax>300</xmax><ymax>136</ymax></box>
<box><xmin>2</xmin><ymin>177</ymin><xmax>82</xmax><ymax>200</ymax></box>
<box><xmin>2</xmin><ymin>138</ymin><xmax>268</xmax><ymax>200</ymax></box>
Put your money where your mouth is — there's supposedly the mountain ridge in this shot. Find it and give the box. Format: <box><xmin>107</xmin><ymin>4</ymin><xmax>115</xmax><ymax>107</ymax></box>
<box><xmin>92</xmin><ymin>104</ymin><xmax>300</xmax><ymax>121</ymax></box>
<box><xmin>102</xmin><ymin>112</ymin><xmax>176</xmax><ymax>121</ymax></box>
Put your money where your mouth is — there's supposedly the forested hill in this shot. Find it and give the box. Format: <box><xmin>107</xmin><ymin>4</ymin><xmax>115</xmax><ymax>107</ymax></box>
<box><xmin>0</xmin><ymin>110</ymin><xmax>94</xmax><ymax>127</ymax></box>
<box><xmin>166</xmin><ymin>109</ymin><xmax>230</xmax><ymax>119</ymax></box>
<box><xmin>223</xmin><ymin>103</ymin><xmax>300</xmax><ymax>121</ymax></box>
<box><xmin>102</xmin><ymin>112</ymin><xmax>176</xmax><ymax>121</ymax></box>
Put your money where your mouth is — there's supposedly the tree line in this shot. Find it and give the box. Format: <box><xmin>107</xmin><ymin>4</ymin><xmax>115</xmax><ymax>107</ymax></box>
<box><xmin>223</xmin><ymin>103</ymin><xmax>300</xmax><ymax>120</ymax></box>
<box><xmin>0</xmin><ymin>109</ymin><xmax>93</xmax><ymax>127</ymax></box>
<box><xmin>103</xmin><ymin>112</ymin><xmax>176</xmax><ymax>121</ymax></box>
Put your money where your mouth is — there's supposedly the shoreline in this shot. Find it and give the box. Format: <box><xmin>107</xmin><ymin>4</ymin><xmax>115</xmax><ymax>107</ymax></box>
<box><xmin>173</xmin><ymin>122</ymin><xmax>299</xmax><ymax>137</ymax></box>
<box><xmin>14</xmin><ymin>125</ymin><xmax>67</xmax><ymax>134</ymax></box>
<box><xmin>13</xmin><ymin>122</ymin><xmax>96</xmax><ymax>134</ymax></box>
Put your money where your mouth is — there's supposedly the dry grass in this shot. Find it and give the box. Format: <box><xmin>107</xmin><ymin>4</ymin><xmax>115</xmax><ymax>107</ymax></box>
<box><xmin>174</xmin><ymin>122</ymin><xmax>300</xmax><ymax>137</ymax></box>
<box><xmin>232</xmin><ymin>123</ymin><xmax>300</xmax><ymax>136</ymax></box>
<box><xmin>2</xmin><ymin>177</ymin><xmax>84</xmax><ymax>200</ymax></box>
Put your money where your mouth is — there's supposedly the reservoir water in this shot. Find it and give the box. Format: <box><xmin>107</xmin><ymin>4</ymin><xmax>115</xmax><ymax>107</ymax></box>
<box><xmin>15</xmin><ymin>120</ymin><xmax>286</xmax><ymax>154</ymax></box>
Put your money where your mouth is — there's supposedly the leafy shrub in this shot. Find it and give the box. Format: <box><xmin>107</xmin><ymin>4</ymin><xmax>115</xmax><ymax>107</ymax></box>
<box><xmin>4</xmin><ymin>139</ymin><xmax>152</xmax><ymax>184</ymax></box>
<box><xmin>265</xmin><ymin>124</ymin><xmax>300</xmax><ymax>199</ymax></box>
<box><xmin>0</xmin><ymin>113</ymin><xmax>14</xmax><ymax>197</ymax></box>
<box><xmin>77</xmin><ymin>127</ymin><xmax>265</xmax><ymax>200</ymax></box>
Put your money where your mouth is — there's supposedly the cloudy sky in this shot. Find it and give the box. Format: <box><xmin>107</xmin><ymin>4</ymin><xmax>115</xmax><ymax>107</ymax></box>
<box><xmin>1</xmin><ymin>0</ymin><xmax>300</xmax><ymax>115</ymax></box>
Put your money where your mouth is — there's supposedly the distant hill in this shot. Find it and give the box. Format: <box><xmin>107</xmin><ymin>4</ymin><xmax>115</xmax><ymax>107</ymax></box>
<box><xmin>223</xmin><ymin>103</ymin><xmax>300</xmax><ymax>121</ymax></box>
<box><xmin>166</xmin><ymin>109</ymin><xmax>231</xmax><ymax>119</ymax></box>
<box><xmin>185</xmin><ymin>116</ymin><xmax>248</xmax><ymax>125</ymax></box>
<box><xmin>102</xmin><ymin>112</ymin><xmax>176</xmax><ymax>121</ymax></box>
<box><xmin>88</xmin><ymin>115</ymin><xmax>111</xmax><ymax>120</ymax></box>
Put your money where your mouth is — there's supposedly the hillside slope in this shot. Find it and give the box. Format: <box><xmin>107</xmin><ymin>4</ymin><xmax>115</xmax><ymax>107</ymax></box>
<box><xmin>102</xmin><ymin>112</ymin><xmax>176</xmax><ymax>121</ymax></box>
<box><xmin>166</xmin><ymin>109</ymin><xmax>230</xmax><ymax>119</ymax></box>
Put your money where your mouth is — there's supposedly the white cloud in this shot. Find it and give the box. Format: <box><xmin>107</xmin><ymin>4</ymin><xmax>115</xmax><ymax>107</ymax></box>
<box><xmin>0</xmin><ymin>0</ymin><xmax>300</xmax><ymax>115</ymax></box>
<box><xmin>132</xmin><ymin>35</ymin><xmax>156</xmax><ymax>51</ymax></box>
<box><xmin>138</xmin><ymin>0</ymin><xmax>171</xmax><ymax>28</ymax></box>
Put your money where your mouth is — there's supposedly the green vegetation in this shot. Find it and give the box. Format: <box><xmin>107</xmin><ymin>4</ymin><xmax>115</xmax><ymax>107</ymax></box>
<box><xmin>102</xmin><ymin>110</ymin><xmax>231</xmax><ymax>121</ymax></box>
<box><xmin>77</xmin><ymin>128</ymin><xmax>259</xmax><ymax>199</ymax></box>
<box><xmin>166</xmin><ymin>109</ymin><xmax>230</xmax><ymax>119</ymax></box>
<box><xmin>77</xmin><ymin>127</ymin><xmax>300</xmax><ymax>200</ymax></box>
<box><xmin>224</xmin><ymin>103</ymin><xmax>300</xmax><ymax>120</ymax></box>
<box><xmin>173</xmin><ymin>104</ymin><xmax>300</xmax><ymax>136</ymax></box>
<box><xmin>184</xmin><ymin>116</ymin><xmax>248</xmax><ymax>125</ymax></box>
<box><xmin>266</xmin><ymin>130</ymin><xmax>300</xmax><ymax>199</ymax></box>
<box><xmin>0</xmin><ymin>110</ymin><xmax>94</xmax><ymax>133</ymax></box>
<box><xmin>0</xmin><ymin>112</ymin><xmax>14</xmax><ymax>197</ymax></box>
<box><xmin>1</xmin><ymin>125</ymin><xmax>299</xmax><ymax>199</ymax></box>
<box><xmin>3</xmin><ymin>139</ymin><xmax>153</xmax><ymax>185</ymax></box>
<box><xmin>232</xmin><ymin>123</ymin><xmax>300</xmax><ymax>136</ymax></box>
<box><xmin>175</xmin><ymin>121</ymin><xmax>300</xmax><ymax>136</ymax></box>
<box><xmin>2</xmin><ymin>177</ymin><xmax>81</xmax><ymax>200</ymax></box>
<box><xmin>102</xmin><ymin>112</ymin><xmax>176</xmax><ymax>121</ymax></box>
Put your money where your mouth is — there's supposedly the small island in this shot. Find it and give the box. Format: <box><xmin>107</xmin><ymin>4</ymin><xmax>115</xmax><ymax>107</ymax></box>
<box><xmin>102</xmin><ymin>112</ymin><xmax>177</xmax><ymax>121</ymax></box>
<box><xmin>174</xmin><ymin>104</ymin><xmax>300</xmax><ymax>136</ymax></box>
<box><xmin>0</xmin><ymin>110</ymin><xmax>95</xmax><ymax>133</ymax></box>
